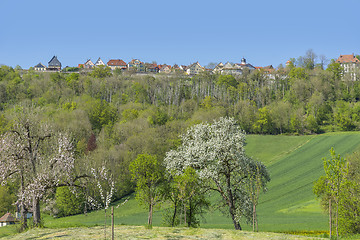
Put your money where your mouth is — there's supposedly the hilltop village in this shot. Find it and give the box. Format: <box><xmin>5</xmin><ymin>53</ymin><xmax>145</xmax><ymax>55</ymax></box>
<box><xmin>33</xmin><ymin>54</ymin><xmax>360</xmax><ymax>77</ymax></box>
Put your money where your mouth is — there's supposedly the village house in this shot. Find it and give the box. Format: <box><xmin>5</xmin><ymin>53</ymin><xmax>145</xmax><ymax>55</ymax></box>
<box><xmin>128</xmin><ymin>59</ymin><xmax>145</xmax><ymax>72</ymax></box>
<box><xmin>336</xmin><ymin>54</ymin><xmax>360</xmax><ymax>80</ymax></box>
<box><xmin>186</xmin><ymin>62</ymin><xmax>204</xmax><ymax>75</ymax></box>
<box><xmin>213</xmin><ymin>62</ymin><xmax>224</xmax><ymax>74</ymax></box>
<box><xmin>158</xmin><ymin>64</ymin><xmax>172</xmax><ymax>74</ymax></box>
<box><xmin>34</xmin><ymin>63</ymin><xmax>46</xmax><ymax>71</ymax></box>
<box><xmin>84</xmin><ymin>59</ymin><xmax>95</xmax><ymax>69</ymax></box>
<box><xmin>0</xmin><ymin>213</ymin><xmax>18</xmax><ymax>227</ymax></box>
<box><xmin>47</xmin><ymin>56</ymin><xmax>61</xmax><ymax>71</ymax></box>
<box><xmin>95</xmin><ymin>57</ymin><xmax>105</xmax><ymax>66</ymax></box>
<box><xmin>255</xmin><ymin>65</ymin><xmax>275</xmax><ymax>79</ymax></box>
<box><xmin>145</xmin><ymin>63</ymin><xmax>159</xmax><ymax>73</ymax></box>
<box><xmin>234</xmin><ymin>57</ymin><xmax>256</xmax><ymax>70</ymax></box>
<box><xmin>221</xmin><ymin>62</ymin><xmax>243</xmax><ymax>75</ymax></box>
<box><xmin>107</xmin><ymin>59</ymin><xmax>127</xmax><ymax>71</ymax></box>
<box><xmin>172</xmin><ymin>64</ymin><xmax>185</xmax><ymax>74</ymax></box>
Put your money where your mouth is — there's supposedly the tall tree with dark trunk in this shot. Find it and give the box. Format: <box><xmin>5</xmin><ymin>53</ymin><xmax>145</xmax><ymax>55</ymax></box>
<box><xmin>0</xmin><ymin>110</ymin><xmax>83</xmax><ymax>229</ymax></box>
<box><xmin>164</xmin><ymin>117</ymin><xmax>270</xmax><ymax>230</ymax></box>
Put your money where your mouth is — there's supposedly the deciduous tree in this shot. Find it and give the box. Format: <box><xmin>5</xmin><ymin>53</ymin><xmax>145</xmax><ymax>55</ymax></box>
<box><xmin>129</xmin><ymin>154</ymin><xmax>163</xmax><ymax>227</ymax></box>
<box><xmin>164</xmin><ymin>117</ymin><xmax>270</xmax><ymax>230</ymax></box>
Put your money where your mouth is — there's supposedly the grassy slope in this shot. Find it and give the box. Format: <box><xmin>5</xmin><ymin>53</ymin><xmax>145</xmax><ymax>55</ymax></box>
<box><xmin>1</xmin><ymin>133</ymin><xmax>360</xmax><ymax>238</ymax></box>
<box><xmin>250</xmin><ymin>133</ymin><xmax>360</xmax><ymax>232</ymax></box>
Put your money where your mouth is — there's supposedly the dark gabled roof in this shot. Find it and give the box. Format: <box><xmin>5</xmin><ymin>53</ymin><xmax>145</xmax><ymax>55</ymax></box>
<box><xmin>35</xmin><ymin>63</ymin><xmax>46</xmax><ymax>68</ymax></box>
<box><xmin>48</xmin><ymin>56</ymin><xmax>61</xmax><ymax>67</ymax></box>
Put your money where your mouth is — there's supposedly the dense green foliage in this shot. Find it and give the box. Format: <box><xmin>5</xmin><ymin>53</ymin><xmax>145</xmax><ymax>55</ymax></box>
<box><xmin>314</xmin><ymin>149</ymin><xmax>360</xmax><ymax>236</ymax></box>
<box><xmin>0</xmin><ymin>184</ymin><xmax>17</xmax><ymax>216</ymax></box>
<box><xmin>129</xmin><ymin>154</ymin><xmax>163</xmax><ymax>226</ymax></box>
<box><xmin>1</xmin><ymin>50</ymin><xmax>360</xmax><ymax>233</ymax></box>
<box><xmin>55</xmin><ymin>187</ymin><xmax>85</xmax><ymax>218</ymax></box>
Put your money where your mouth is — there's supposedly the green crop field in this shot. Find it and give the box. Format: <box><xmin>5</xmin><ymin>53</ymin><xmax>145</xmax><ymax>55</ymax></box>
<box><xmin>1</xmin><ymin>132</ymin><xmax>360</xmax><ymax>238</ymax></box>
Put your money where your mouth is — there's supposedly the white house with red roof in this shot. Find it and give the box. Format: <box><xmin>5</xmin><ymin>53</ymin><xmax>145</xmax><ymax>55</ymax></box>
<box><xmin>0</xmin><ymin>213</ymin><xmax>18</xmax><ymax>227</ymax></box>
<box><xmin>336</xmin><ymin>54</ymin><xmax>360</xmax><ymax>80</ymax></box>
<box><xmin>158</xmin><ymin>64</ymin><xmax>172</xmax><ymax>74</ymax></box>
<box><xmin>107</xmin><ymin>59</ymin><xmax>127</xmax><ymax>70</ymax></box>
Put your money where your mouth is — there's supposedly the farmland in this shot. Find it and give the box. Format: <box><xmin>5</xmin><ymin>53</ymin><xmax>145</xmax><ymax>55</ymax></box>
<box><xmin>2</xmin><ymin>132</ymin><xmax>360</xmax><ymax>239</ymax></box>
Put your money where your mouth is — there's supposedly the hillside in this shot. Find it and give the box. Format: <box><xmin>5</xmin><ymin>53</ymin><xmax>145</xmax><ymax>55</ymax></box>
<box><xmin>248</xmin><ymin>133</ymin><xmax>360</xmax><ymax>231</ymax></box>
<box><xmin>1</xmin><ymin>133</ymin><xmax>359</xmax><ymax>239</ymax></box>
<box><xmin>32</xmin><ymin>134</ymin><xmax>360</xmax><ymax>230</ymax></box>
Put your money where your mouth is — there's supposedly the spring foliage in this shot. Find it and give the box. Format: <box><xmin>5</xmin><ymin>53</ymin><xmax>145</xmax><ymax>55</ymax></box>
<box><xmin>164</xmin><ymin>117</ymin><xmax>270</xmax><ymax>230</ymax></box>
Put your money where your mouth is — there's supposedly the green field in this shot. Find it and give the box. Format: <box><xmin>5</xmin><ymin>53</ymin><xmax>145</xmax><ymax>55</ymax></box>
<box><xmin>1</xmin><ymin>132</ymin><xmax>360</xmax><ymax>238</ymax></box>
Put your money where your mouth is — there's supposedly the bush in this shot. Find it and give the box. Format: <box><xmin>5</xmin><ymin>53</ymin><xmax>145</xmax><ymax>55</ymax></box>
<box><xmin>55</xmin><ymin>187</ymin><xmax>85</xmax><ymax>217</ymax></box>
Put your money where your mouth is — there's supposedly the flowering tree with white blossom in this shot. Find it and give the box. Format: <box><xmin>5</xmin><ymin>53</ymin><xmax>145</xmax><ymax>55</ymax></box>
<box><xmin>164</xmin><ymin>117</ymin><xmax>270</xmax><ymax>230</ymax></box>
<box><xmin>87</xmin><ymin>166</ymin><xmax>115</xmax><ymax>240</ymax></box>
<box><xmin>0</xmin><ymin>112</ymin><xmax>88</xmax><ymax>229</ymax></box>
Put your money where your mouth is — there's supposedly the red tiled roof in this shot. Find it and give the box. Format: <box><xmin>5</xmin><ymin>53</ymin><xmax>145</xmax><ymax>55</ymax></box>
<box><xmin>107</xmin><ymin>59</ymin><xmax>127</xmax><ymax>66</ymax></box>
<box><xmin>158</xmin><ymin>64</ymin><xmax>171</xmax><ymax>69</ymax></box>
<box><xmin>336</xmin><ymin>54</ymin><xmax>359</xmax><ymax>63</ymax></box>
<box><xmin>0</xmin><ymin>213</ymin><xmax>17</xmax><ymax>222</ymax></box>
<box><xmin>145</xmin><ymin>63</ymin><xmax>158</xmax><ymax>68</ymax></box>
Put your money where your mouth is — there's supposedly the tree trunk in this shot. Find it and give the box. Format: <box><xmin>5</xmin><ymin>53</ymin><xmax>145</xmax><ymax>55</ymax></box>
<box><xmin>336</xmin><ymin>200</ymin><xmax>339</xmax><ymax>239</ymax></box>
<box><xmin>255</xmin><ymin>204</ymin><xmax>258</xmax><ymax>232</ymax></box>
<box><xmin>171</xmin><ymin>203</ymin><xmax>177</xmax><ymax>227</ymax></box>
<box><xmin>329</xmin><ymin>199</ymin><xmax>332</xmax><ymax>239</ymax></box>
<box><xmin>104</xmin><ymin>209</ymin><xmax>107</xmax><ymax>240</ymax></box>
<box><xmin>111</xmin><ymin>206</ymin><xmax>114</xmax><ymax>240</ymax></box>
<box><xmin>32</xmin><ymin>197</ymin><xmax>41</xmax><ymax>227</ymax></box>
<box><xmin>229</xmin><ymin>206</ymin><xmax>241</xmax><ymax>230</ymax></box>
<box><xmin>20</xmin><ymin>203</ymin><xmax>28</xmax><ymax>230</ymax></box>
<box><xmin>253</xmin><ymin>203</ymin><xmax>256</xmax><ymax>232</ymax></box>
<box><xmin>226</xmin><ymin>177</ymin><xmax>241</xmax><ymax>230</ymax></box>
<box><xmin>20</xmin><ymin>172</ymin><xmax>27</xmax><ymax>230</ymax></box>
<box><xmin>183</xmin><ymin>202</ymin><xmax>186</xmax><ymax>226</ymax></box>
<box><xmin>148</xmin><ymin>204</ymin><xmax>153</xmax><ymax>226</ymax></box>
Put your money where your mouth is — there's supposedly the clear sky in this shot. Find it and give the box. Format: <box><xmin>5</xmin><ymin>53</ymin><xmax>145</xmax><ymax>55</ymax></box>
<box><xmin>0</xmin><ymin>0</ymin><xmax>359</xmax><ymax>69</ymax></box>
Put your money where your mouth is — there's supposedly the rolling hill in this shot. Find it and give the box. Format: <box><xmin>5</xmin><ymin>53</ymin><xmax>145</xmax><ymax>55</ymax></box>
<box><xmin>2</xmin><ymin>132</ymin><xmax>360</xmax><ymax>238</ymax></box>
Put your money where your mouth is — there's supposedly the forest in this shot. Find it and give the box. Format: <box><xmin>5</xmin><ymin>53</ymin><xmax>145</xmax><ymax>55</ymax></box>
<box><xmin>1</xmin><ymin>51</ymin><xmax>360</xmax><ymax>236</ymax></box>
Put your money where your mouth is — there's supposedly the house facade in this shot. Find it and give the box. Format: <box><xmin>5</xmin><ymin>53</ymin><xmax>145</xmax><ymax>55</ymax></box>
<box><xmin>213</xmin><ymin>62</ymin><xmax>224</xmax><ymax>74</ymax></box>
<box><xmin>47</xmin><ymin>56</ymin><xmax>61</xmax><ymax>71</ymax></box>
<box><xmin>186</xmin><ymin>62</ymin><xmax>204</xmax><ymax>75</ymax></box>
<box><xmin>95</xmin><ymin>57</ymin><xmax>105</xmax><ymax>66</ymax></box>
<box><xmin>128</xmin><ymin>59</ymin><xmax>145</xmax><ymax>72</ymax></box>
<box><xmin>0</xmin><ymin>213</ymin><xmax>18</xmax><ymax>227</ymax></box>
<box><xmin>145</xmin><ymin>63</ymin><xmax>159</xmax><ymax>73</ymax></box>
<box><xmin>221</xmin><ymin>62</ymin><xmax>243</xmax><ymax>75</ymax></box>
<box><xmin>234</xmin><ymin>57</ymin><xmax>256</xmax><ymax>71</ymax></box>
<box><xmin>34</xmin><ymin>63</ymin><xmax>46</xmax><ymax>71</ymax></box>
<box><xmin>107</xmin><ymin>59</ymin><xmax>127</xmax><ymax>70</ymax></box>
<box><xmin>336</xmin><ymin>54</ymin><xmax>360</xmax><ymax>80</ymax></box>
<box><xmin>158</xmin><ymin>64</ymin><xmax>172</xmax><ymax>74</ymax></box>
<box><xmin>84</xmin><ymin>59</ymin><xmax>95</xmax><ymax>69</ymax></box>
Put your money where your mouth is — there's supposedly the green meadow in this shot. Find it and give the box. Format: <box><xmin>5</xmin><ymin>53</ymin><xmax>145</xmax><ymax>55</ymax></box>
<box><xmin>1</xmin><ymin>132</ymin><xmax>360</xmax><ymax>238</ymax></box>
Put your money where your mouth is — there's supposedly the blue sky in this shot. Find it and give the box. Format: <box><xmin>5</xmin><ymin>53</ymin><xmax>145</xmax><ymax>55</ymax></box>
<box><xmin>0</xmin><ymin>0</ymin><xmax>359</xmax><ymax>69</ymax></box>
